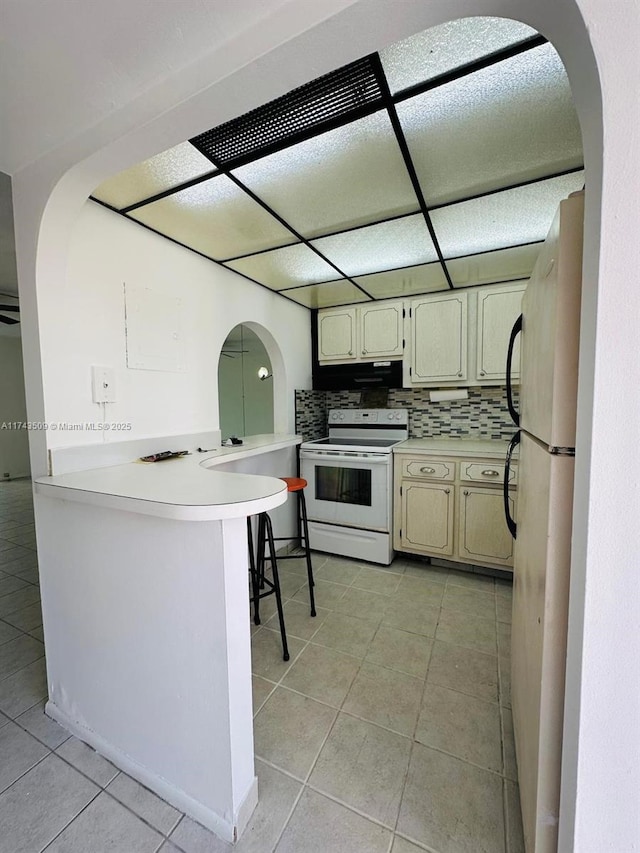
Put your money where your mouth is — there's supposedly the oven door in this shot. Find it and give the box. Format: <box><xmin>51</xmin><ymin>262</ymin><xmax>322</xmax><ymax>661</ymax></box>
<box><xmin>300</xmin><ymin>451</ymin><xmax>391</xmax><ymax>532</ymax></box>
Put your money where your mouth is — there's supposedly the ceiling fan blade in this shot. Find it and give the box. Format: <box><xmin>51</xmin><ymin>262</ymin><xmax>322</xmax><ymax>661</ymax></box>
<box><xmin>0</xmin><ymin>304</ymin><xmax>19</xmax><ymax>312</ymax></box>
<box><xmin>0</xmin><ymin>315</ymin><xmax>20</xmax><ymax>325</ymax></box>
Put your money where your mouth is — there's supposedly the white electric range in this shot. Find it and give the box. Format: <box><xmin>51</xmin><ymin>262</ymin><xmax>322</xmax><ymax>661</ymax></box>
<box><xmin>299</xmin><ymin>409</ymin><xmax>408</xmax><ymax>565</ymax></box>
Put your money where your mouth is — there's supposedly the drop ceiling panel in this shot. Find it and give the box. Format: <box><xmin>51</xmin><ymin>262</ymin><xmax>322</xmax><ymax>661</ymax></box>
<box><xmin>281</xmin><ymin>281</ymin><xmax>371</xmax><ymax>309</ymax></box>
<box><xmin>93</xmin><ymin>142</ymin><xmax>215</xmax><ymax>209</ymax></box>
<box><xmin>311</xmin><ymin>215</ymin><xmax>439</xmax><ymax>277</ymax></box>
<box><xmin>381</xmin><ymin>17</ymin><xmax>537</xmax><ymax>94</ymax></box>
<box><xmin>225</xmin><ymin>243</ymin><xmax>341</xmax><ymax>290</ymax></box>
<box><xmin>354</xmin><ymin>262</ymin><xmax>448</xmax><ymax>299</ymax></box>
<box><xmin>447</xmin><ymin>244</ymin><xmax>541</xmax><ymax>288</ymax></box>
<box><xmin>431</xmin><ymin>172</ymin><xmax>584</xmax><ymax>258</ymax></box>
<box><xmin>397</xmin><ymin>43</ymin><xmax>583</xmax><ymax>206</ymax></box>
<box><xmin>129</xmin><ymin>175</ymin><xmax>295</xmax><ymax>259</ymax></box>
<box><xmin>232</xmin><ymin>111</ymin><xmax>419</xmax><ymax>239</ymax></box>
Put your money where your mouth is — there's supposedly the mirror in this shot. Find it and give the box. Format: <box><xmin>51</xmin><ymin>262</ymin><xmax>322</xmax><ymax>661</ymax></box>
<box><xmin>218</xmin><ymin>324</ymin><xmax>274</xmax><ymax>439</ymax></box>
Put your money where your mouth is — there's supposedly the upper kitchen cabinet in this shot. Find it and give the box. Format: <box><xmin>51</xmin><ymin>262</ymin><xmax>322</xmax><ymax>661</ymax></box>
<box><xmin>317</xmin><ymin>300</ymin><xmax>404</xmax><ymax>364</ymax></box>
<box><xmin>408</xmin><ymin>292</ymin><xmax>468</xmax><ymax>384</ymax></box>
<box><xmin>404</xmin><ymin>282</ymin><xmax>526</xmax><ymax>387</ymax></box>
<box><xmin>476</xmin><ymin>282</ymin><xmax>526</xmax><ymax>381</ymax></box>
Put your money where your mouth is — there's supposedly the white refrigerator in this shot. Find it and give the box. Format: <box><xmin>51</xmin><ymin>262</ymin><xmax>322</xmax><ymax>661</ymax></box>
<box><xmin>504</xmin><ymin>190</ymin><xmax>584</xmax><ymax>853</ymax></box>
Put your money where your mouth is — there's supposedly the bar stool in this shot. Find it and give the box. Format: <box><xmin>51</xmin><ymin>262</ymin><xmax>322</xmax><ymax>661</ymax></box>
<box><xmin>257</xmin><ymin>477</ymin><xmax>316</xmax><ymax>618</ymax></box>
<box><xmin>247</xmin><ymin>514</ymin><xmax>289</xmax><ymax>661</ymax></box>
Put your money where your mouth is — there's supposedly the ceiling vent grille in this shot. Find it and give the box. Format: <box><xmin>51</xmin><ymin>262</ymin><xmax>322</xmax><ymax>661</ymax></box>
<box><xmin>190</xmin><ymin>56</ymin><xmax>384</xmax><ymax>170</ymax></box>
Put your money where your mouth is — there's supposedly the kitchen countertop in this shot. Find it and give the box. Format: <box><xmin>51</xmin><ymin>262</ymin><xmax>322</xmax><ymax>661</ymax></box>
<box><xmin>393</xmin><ymin>437</ymin><xmax>512</xmax><ymax>459</ymax></box>
<box><xmin>35</xmin><ymin>434</ymin><xmax>301</xmax><ymax>521</ymax></box>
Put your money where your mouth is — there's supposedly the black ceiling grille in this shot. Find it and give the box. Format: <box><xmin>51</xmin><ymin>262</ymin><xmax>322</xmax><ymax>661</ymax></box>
<box><xmin>190</xmin><ymin>56</ymin><xmax>384</xmax><ymax>170</ymax></box>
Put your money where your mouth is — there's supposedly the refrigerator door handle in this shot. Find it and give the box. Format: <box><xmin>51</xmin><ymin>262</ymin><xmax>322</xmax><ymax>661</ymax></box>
<box><xmin>504</xmin><ymin>431</ymin><xmax>520</xmax><ymax>539</ymax></box>
<box><xmin>506</xmin><ymin>314</ymin><xmax>522</xmax><ymax>426</ymax></box>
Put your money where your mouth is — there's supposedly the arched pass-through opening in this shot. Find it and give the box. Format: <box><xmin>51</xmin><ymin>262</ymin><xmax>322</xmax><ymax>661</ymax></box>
<box><xmin>22</xmin><ymin>1</ymin><xmax>639</xmax><ymax>849</ymax></box>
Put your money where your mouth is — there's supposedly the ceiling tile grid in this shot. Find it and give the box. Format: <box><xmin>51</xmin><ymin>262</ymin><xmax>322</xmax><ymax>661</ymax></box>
<box><xmin>91</xmin><ymin>17</ymin><xmax>584</xmax><ymax>310</ymax></box>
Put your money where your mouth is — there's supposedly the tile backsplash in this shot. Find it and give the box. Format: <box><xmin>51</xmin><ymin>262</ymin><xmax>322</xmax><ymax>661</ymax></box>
<box><xmin>295</xmin><ymin>387</ymin><xmax>517</xmax><ymax>441</ymax></box>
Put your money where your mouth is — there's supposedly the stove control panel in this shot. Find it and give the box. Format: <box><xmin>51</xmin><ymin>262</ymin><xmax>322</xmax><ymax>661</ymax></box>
<box><xmin>328</xmin><ymin>409</ymin><xmax>408</xmax><ymax>426</ymax></box>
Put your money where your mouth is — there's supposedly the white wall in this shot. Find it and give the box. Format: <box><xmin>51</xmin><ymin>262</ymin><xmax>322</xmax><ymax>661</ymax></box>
<box><xmin>39</xmin><ymin>202</ymin><xmax>310</xmax><ymax>448</ymax></box>
<box><xmin>10</xmin><ymin>1</ymin><xmax>640</xmax><ymax>848</ymax></box>
<box><xmin>0</xmin><ymin>335</ymin><xmax>31</xmax><ymax>478</ymax></box>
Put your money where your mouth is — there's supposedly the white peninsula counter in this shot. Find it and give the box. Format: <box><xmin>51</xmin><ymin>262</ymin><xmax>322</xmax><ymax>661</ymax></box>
<box><xmin>34</xmin><ymin>434</ymin><xmax>301</xmax><ymax>843</ymax></box>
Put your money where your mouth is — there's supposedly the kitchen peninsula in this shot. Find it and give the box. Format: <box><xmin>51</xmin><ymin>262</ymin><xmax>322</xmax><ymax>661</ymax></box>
<box><xmin>33</xmin><ymin>434</ymin><xmax>300</xmax><ymax>843</ymax></box>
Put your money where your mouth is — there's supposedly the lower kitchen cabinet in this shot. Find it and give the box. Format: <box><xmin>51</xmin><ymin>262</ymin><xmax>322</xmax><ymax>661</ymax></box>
<box><xmin>400</xmin><ymin>481</ymin><xmax>454</xmax><ymax>556</ymax></box>
<box><xmin>458</xmin><ymin>486</ymin><xmax>515</xmax><ymax>566</ymax></box>
<box><xmin>394</xmin><ymin>447</ymin><xmax>517</xmax><ymax>571</ymax></box>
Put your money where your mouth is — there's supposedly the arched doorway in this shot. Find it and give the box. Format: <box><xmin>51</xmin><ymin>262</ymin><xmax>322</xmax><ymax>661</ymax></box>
<box><xmin>218</xmin><ymin>323</ymin><xmax>274</xmax><ymax>440</ymax></box>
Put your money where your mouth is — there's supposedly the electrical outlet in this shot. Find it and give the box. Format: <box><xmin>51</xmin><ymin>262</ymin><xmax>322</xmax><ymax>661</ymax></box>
<box><xmin>91</xmin><ymin>366</ymin><xmax>116</xmax><ymax>403</ymax></box>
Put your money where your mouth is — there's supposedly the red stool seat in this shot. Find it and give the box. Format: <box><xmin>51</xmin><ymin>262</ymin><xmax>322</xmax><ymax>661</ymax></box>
<box><xmin>280</xmin><ymin>477</ymin><xmax>307</xmax><ymax>492</ymax></box>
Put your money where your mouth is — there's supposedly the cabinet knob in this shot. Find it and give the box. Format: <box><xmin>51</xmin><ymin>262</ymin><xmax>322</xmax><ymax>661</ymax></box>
<box><xmin>480</xmin><ymin>371</ymin><xmax>486</xmax><ymax>376</ymax></box>
<box><xmin>444</xmin><ymin>488</ymin><xmax>450</xmax><ymax>494</ymax></box>
<box><xmin>463</xmin><ymin>489</ymin><xmax>469</xmax><ymax>496</ymax></box>
<box><xmin>348</xmin><ymin>350</ymin><xmax>353</xmax><ymax>356</ymax></box>
<box><xmin>420</xmin><ymin>466</ymin><xmax>435</xmax><ymax>474</ymax></box>
<box><xmin>457</xmin><ymin>372</ymin><xmax>463</xmax><ymax>377</ymax></box>
<box><xmin>481</xmin><ymin>469</ymin><xmax>500</xmax><ymax>477</ymax></box>
<box><xmin>362</xmin><ymin>349</ymin><xmax>367</xmax><ymax>355</ymax></box>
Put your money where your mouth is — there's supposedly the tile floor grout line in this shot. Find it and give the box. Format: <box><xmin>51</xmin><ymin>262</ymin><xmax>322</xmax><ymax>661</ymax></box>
<box><xmin>38</xmin><ymin>786</ymin><xmax>104</xmax><ymax>852</ymax></box>
<box><xmin>0</xmin><ymin>749</ymin><xmax>51</xmax><ymax>798</ymax></box>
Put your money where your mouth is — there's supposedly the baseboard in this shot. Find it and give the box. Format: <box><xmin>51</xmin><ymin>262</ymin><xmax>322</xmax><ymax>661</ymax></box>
<box><xmin>46</xmin><ymin>701</ymin><xmax>257</xmax><ymax>843</ymax></box>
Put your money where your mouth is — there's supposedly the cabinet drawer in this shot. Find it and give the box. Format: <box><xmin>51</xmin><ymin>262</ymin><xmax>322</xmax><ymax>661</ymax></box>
<box><xmin>460</xmin><ymin>460</ymin><xmax>518</xmax><ymax>486</ymax></box>
<box><xmin>402</xmin><ymin>458</ymin><xmax>455</xmax><ymax>482</ymax></box>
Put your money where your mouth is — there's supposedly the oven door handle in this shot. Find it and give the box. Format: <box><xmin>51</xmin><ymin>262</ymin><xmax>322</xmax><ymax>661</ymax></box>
<box><xmin>300</xmin><ymin>452</ymin><xmax>390</xmax><ymax>465</ymax></box>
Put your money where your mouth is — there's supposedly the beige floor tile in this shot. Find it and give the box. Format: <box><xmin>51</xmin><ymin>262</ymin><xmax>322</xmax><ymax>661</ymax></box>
<box><xmin>315</xmin><ymin>560</ymin><xmax>361</xmax><ymax>586</ymax></box>
<box><xmin>499</xmin><ymin>654</ymin><xmax>512</xmax><ymax>709</ymax></box>
<box><xmin>447</xmin><ymin>569</ymin><xmax>496</xmax><ymax>592</ymax></box>
<box><xmin>251</xmin><ymin>628</ymin><xmax>305</xmax><ymax>682</ymax></box>
<box><xmin>0</xmin><ymin>720</ymin><xmax>48</xmax><ymax>794</ymax></box>
<box><xmin>343</xmin><ymin>662</ymin><xmax>423</xmax><ymax>736</ymax></box>
<box><xmin>498</xmin><ymin>621</ymin><xmax>512</xmax><ymax>660</ymax></box>
<box><xmin>266</xmin><ymin>598</ymin><xmax>329</xmax><ymax>640</ymax></box>
<box><xmin>0</xmin><ymin>634</ymin><xmax>44</xmax><ymax>679</ymax></box>
<box><xmin>441</xmin><ymin>585</ymin><xmax>496</xmax><ymax>620</ymax></box>
<box><xmin>45</xmin><ymin>791</ymin><xmax>163</xmax><ymax>852</ymax></box>
<box><xmin>391</xmin><ymin>837</ymin><xmax>426</xmax><ymax>853</ymax></box>
<box><xmin>365</xmin><ymin>625</ymin><xmax>433</xmax><ymax>679</ymax></box>
<box><xmin>273</xmin><ymin>570</ymin><xmax>307</xmax><ymax>599</ymax></box>
<box><xmin>15</xmin><ymin>702</ymin><xmax>71</xmax><ymax>749</ymax></box>
<box><xmin>427</xmin><ymin>640</ymin><xmax>499</xmax><ymax>703</ymax></box>
<box><xmin>311</xmin><ymin>612</ymin><xmax>379</xmax><ymax>658</ymax></box>
<box><xmin>275</xmin><ymin>788</ymin><xmax>392</xmax><ymax>853</ymax></box>
<box><xmin>333</xmin><ymin>586</ymin><xmax>387</xmax><ymax>622</ymax></box>
<box><xmin>352</xmin><ymin>567</ymin><xmax>402</xmax><ymax>596</ymax></box>
<box><xmin>309</xmin><ymin>713</ymin><xmax>411</xmax><ymax>827</ymax></box>
<box><xmin>56</xmin><ymin>737</ymin><xmax>119</xmax><ymax>787</ymax></box>
<box><xmin>252</xmin><ymin>676</ymin><xmax>276</xmax><ymax>716</ymax></box>
<box><xmin>497</xmin><ymin>595</ymin><xmax>513</xmax><ymax>624</ymax></box>
<box><xmin>382</xmin><ymin>598</ymin><xmax>439</xmax><ymax>638</ymax></box>
<box><xmin>169</xmin><ymin>815</ymin><xmax>231</xmax><ymax>852</ymax></box>
<box><xmin>398</xmin><ymin>743</ymin><xmax>505</xmax><ymax>853</ymax></box>
<box><xmin>501</xmin><ymin>706</ymin><xmax>518</xmax><ymax>781</ymax></box>
<box><xmin>394</xmin><ymin>576</ymin><xmax>445</xmax><ymax>607</ymax></box>
<box><xmin>106</xmin><ymin>772</ymin><xmax>181</xmax><ymax>835</ymax></box>
<box><xmin>0</xmin><ymin>754</ymin><xmax>99</xmax><ymax>853</ymax></box>
<box><xmin>293</xmin><ymin>579</ymin><xmax>348</xmax><ymax>610</ymax></box>
<box><xmin>253</xmin><ymin>687</ymin><xmax>337</xmax><ymax>779</ymax></box>
<box><xmin>505</xmin><ymin>780</ymin><xmax>526</xmax><ymax>853</ymax></box>
<box><xmin>495</xmin><ymin>578</ymin><xmax>514</xmax><ymax>599</ymax></box>
<box><xmin>436</xmin><ymin>610</ymin><xmax>497</xmax><ymax>655</ymax></box>
<box><xmin>395</xmin><ymin>559</ymin><xmax>448</xmax><ymax>582</ymax></box>
<box><xmin>0</xmin><ymin>657</ymin><xmax>47</xmax><ymax>718</ymax></box>
<box><xmin>282</xmin><ymin>643</ymin><xmax>360</xmax><ymax>708</ymax></box>
<box><xmin>415</xmin><ymin>684</ymin><xmax>502</xmax><ymax>772</ymax></box>
<box><xmin>236</xmin><ymin>759</ymin><xmax>302</xmax><ymax>853</ymax></box>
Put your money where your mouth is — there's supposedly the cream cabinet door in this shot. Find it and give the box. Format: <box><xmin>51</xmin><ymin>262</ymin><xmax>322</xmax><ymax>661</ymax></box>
<box><xmin>318</xmin><ymin>307</ymin><xmax>357</xmax><ymax>362</ymax></box>
<box><xmin>476</xmin><ymin>283</ymin><xmax>526</xmax><ymax>381</ymax></box>
<box><xmin>400</xmin><ymin>481</ymin><xmax>454</xmax><ymax>556</ymax></box>
<box><xmin>360</xmin><ymin>301</ymin><xmax>404</xmax><ymax>359</ymax></box>
<box><xmin>458</xmin><ymin>486</ymin><xmax>515</xmax><ymax>566</ymax></box>
<box><xmin>410</xmin><ymin>293</ymin><xmax>468</xmax><ymax>383</ymax></box>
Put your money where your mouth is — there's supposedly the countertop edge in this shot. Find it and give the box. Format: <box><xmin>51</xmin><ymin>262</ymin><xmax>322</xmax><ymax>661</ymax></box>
<box><xmin>393</xmin><ymin>439</ymin><xmax>511</xmax><ymax>460</ymax></box>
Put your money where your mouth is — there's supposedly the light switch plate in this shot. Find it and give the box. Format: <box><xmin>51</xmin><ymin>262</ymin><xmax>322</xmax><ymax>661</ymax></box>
<box><xmin>91</xmin><ymin>366</ymin><xmax>116</xmax><ymax>403</ymax></box>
